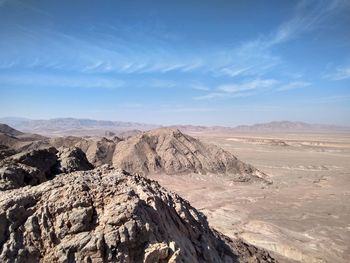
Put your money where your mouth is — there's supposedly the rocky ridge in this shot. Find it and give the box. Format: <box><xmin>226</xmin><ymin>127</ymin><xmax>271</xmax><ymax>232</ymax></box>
<box><xmin>0</xmin><ymin>124</ymin><xmax>24</xmax><ymax>137</ymax></box>
<box><xmin>0</xmin><ymin>147</ymin><xmax>93</xmax><ymax>191</ymax></box>
<box><xmin>112</xmin><ymin>128</ymin><xmax>269</xmax><ymax>183</ymax></box>
<box><xmin>0</xmin><ymin>167</ymin><xmax>276</xmax><ymax>263</ymax></box>
<box><xmin>0</xmin><ymin>124</ymin><xmax>271</xmax><ymax>184</ymax></box>
<box><xmin>0</xmin><ymin>125</ymin><xmax>277</xmax><ymax>262</ymax></box>
<box><xmin>57</xmin><ymin>147</ymin><xmax>94</xmax><ymax>173</ymax></box>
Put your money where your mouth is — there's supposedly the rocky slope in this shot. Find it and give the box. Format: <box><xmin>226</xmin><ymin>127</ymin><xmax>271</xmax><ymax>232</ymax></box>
<box><xmin>78</xmin><ymin>137</ymin><xmax>117</xmax><ymax>167</ymax></box>
<box><xmin>0</xmin><ymin>147</ymin><xmax>93</xmax><ymax>191</ymax></box>
<box><xmin>0</xmin><ymin>167</ymin><xmax>276</xmax><ymax>263</ymax></box>
<box><xmin>0</xmin><ymin>124</ymin><xmax>270</xmax><ymax>183</ymax></box>
<box><xmin>0</xmin><ymin>123</ymin><xmax>47</xmax><ymax>151</ymax></box>
<box><xmin>0</xmin><ymin>145</ymin><xmax>17</xmax><ymax>161</ymax></box>
<box><xmin>0</xmin><ymin>123</ymin><xmax>24</xmax><ymax>137</ymax></box>
<box><xmin>57</xmin><ymin>147</ymin><xmax>94</xmax><ymax>173</ymax></box>
<box><xmin>0</xmin><ymin>147</ymin><xmax>58</xmax><ymax>191</ymax></box>
<box><xmin>112</xmin><ymin>128</ymin><xmax>269</xmax><ymax>183</ymax></box>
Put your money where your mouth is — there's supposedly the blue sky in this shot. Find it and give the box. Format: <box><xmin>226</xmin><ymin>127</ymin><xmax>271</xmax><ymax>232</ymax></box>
<box><xmin>0</xmin><ymin>0</ymin><xmax>349</xmax><ymax>126</ymax></box>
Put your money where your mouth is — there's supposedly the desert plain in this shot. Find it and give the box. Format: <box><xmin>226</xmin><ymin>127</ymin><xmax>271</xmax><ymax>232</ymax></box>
<box><xmin>1</xmin><ymin>119</ymin><xmax>350</xmax><ymax>262</ymax></box>
<box><xmin>150</xmin><ymin>131</ymin><xmax>350</xmax><ymax>263</ymax></box>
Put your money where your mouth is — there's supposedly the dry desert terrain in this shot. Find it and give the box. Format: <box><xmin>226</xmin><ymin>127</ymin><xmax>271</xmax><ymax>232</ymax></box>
<box><xmin>150</xmin><ymin>131</ymin><xmax>350</xmax><ymax>263</ymax></box>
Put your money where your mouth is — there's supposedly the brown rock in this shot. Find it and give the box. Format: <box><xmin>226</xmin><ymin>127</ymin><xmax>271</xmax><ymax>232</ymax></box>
<box><xmin>77</xmin><ymin>137</ymin><xmax>117</xmax><ymax>166</ymax></box>
<box><xmin>0</xmin><ymin>168</ymin><xmax>276</xmax><ymax>263</ymax></box>
<box><xmin>0</xmin><ymin>147</ymin><xmax>58</xmax><ymax>190</ymax></box>
<box><xmin>112</xmin><ymin>128</ymin><xmax>270</xmax><ymax>183</ymax></box>
<box><xmin>0</xmin><ymin>145</ymin><xmax>16</xmax><ymax>161</ymax></box>
<box><xmin>5</xmin><ymin>147</ymin><xmax>58</xmax><ymax>173</ymax></box>
<box><xmin>57</xmin><ymin>147</ymin><xmax>94</xmax><ymax>173</ymax></box>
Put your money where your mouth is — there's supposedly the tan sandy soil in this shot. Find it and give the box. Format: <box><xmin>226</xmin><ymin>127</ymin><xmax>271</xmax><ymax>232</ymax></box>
<box><xmin>150</xmin><ymin>132</ymin><xmax>350</xmax><ymax>263</ymax></box>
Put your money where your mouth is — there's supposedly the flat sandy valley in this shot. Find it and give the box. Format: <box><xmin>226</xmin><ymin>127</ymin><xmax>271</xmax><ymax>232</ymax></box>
<box><xmin>150</xmin><ymin>132</ymin><xmax>350</xmax><ymax>263</ymax></box>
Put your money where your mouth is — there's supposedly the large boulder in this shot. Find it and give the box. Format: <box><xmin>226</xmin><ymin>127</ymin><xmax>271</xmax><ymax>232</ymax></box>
<box><xmin>57</xmin><ymin>147</ymin><xmax>94</xmax><ymax>173</ymax></box>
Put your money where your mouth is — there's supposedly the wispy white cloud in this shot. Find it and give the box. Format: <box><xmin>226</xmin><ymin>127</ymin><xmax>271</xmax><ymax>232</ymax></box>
<box><xmin>189</xmin><ymin>82</ymin><xmax>210</xmax><ymax>91</ymax></box>
<box><xmin>218</xmin><ymin>79</ymin><xmax>279</xmax><ymax>93</ymax></box>
<box><xmin>259</xmin><ymin>0</ymin><xmax>347</xmax><ymax>47</ymax></box>
<box><xmin>0</xmin><ymin>73</ymin><xmax>125</xmax><ymax>89</ymax></box>
<box><xmin>299</xmin><ymin>94</ymin><xmax>350</xmax><ymax>104</ymax></box>
<box><xmin>217</xmin><ymin>0</ymin><xmax>347</xmax><ymax>79</ymax></box>
<box><xmin>160</xmin><ymin>107</ymin><xmax>216</xmax><ymax>113</ymax></box>
<box><xmin>0</xmin><ymin>61</ymin><xmax>16</xmax><ymax>69</ymax></box>
<box><xmin>194</xmin><ymin>79</ymin><xmax>312</xmax><ymax>100</ymax></box>
<box><xmin>219</xmin><ymin>66</ymin><xmax>252</xmax><ymax>77</ymax></box>
<box><xmin>277</xmin><ymin>81</ymin><xmax>312</xmax><ymax>91</ymax></box>
<box><xmin>147</xmin><ymin>79</ymin><xmax>177</xmax><ymax>89</ymax></box>
<box><xmin>0</xmin><ymin>0</ymin><xmax>347</xmax><ymax>82</ymax></box>
<box><xmin>193</xmin><ymin>92</ymin><xmax>226</xmax><ymax>101</ymax></box>
<box><xmin>325</xmin><ymin>66</ymin><xmax>350</xmax><ymax>80</ymax></box>
<box><xmin>0</xmin><ymin>72</ymin><xmax>211</xmax><ymax>92</ymax></box>
<box><xmin>194</xmin><ymin>91</ymin><xmax>256</xmax><ymax>101</ymax></box>
<box><xmin>215</xmin><ymin>43</ymin><xmax>282</xmax><ymax>78</ymax></box>
<box><xmin>193</xmin><ymin>79</ymin><xmax>278</xmax><ymax>101</ymax></box>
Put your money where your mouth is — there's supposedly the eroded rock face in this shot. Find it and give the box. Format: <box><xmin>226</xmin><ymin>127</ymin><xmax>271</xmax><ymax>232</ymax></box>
<box><xmin>7</xmin><ymin>147</ymin><xmax>58</xmax><ymax>172</ymax></box>
<box><xmin>112</xmin><ymin>128</ymin><xmax>270</xmax><ymax>183</ymax></box>
<box><xmin>0</xmin><ymin>147</ymin><xmax>58</xmax><ymax>190</ymax></box>
<box><xmin>0</xmin><ymin>145</ymin><xmax>16</xmax><ymax>161</ymax></box>
<box><xmin>0</xmin><ymin>163</ymin><xmax>43</xmax><ymax>191</ymax></box>
<box><xmin>3</xmin><ymin>125</ymin><xmax>270</xmax><ymax>183</ymax></box>
<box><xmin>0</xmin><ymin>146</ymin><xmax>94</xmax><ymax>191</ymax></box>
<box><xmin>57</xmin><ymin>147</ymin><xmax>94</xmax><ymax>173</ymax></box>
<box><xmin>0</xmin><ymin>167</ymin><xmax>275</xmax><ymax>263</ymax></box>
<box><xmin>76</xmin><ymin>137</ymin><xmax>117</xmax><ymax>167</ymax></box>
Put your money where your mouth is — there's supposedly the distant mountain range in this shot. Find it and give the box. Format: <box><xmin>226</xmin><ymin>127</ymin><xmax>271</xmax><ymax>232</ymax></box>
<box><xmin>173</xmin><ymin>121</ymin><xmax>350</xmax><ymax>133</ymax></box>
<box><xmin>0</xmin><ymin>117</ymin><xmax>159</xmax><ymax>136</ymax></box>
<box><xmin>0</xmin><ymin>117</ymin><xmax>349</xmax><ymax>136</ymax></box>
<box><xmin>232</xmin><ymin>121</ymin><xmax>350</xmax><ymax>133</ymax></box>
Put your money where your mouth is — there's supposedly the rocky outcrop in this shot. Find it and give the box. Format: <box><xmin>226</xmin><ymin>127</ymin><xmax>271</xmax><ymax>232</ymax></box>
<box><xmin>0</xmin><ymin>167</ymin><xmax>276</xmax><ymax>263</ymax></box>
<box><xmin>57</xmin><ymin>147</ymin><xmax>94</xmax><ymax>173</ymax></box>
<box><xmin>49</xmin><ymin>136</ymin><xmax>119</xmax><ymax>167</ymax></box>
<box><xmin>117</xmin><ymin>129</ymin><xmax>143</xmax><ymax>139</ymax></box>
<box><xmin>0</xmin><ymin>123</ymin><xmax>48</xmax><ymax>152</ymax></box>
<box><xmin>112</xmin><ymin>128</ymin><xmax>270</xmax><ymax>183</ymax></box>
<box><xmin>78</xmin><ymin>137</ymin><xmax>117</xmax><ymax>166</ymax></box>
<box><xmin>0</xmin><ymin>147</ymin><xmax>58</xmax><ymax>191</ymax></box>
<box><xmin>0</xmin><ymin>134</ymin><xmax>20</xmax><ymax>150</ymax></box>
<box><xmin>5</xmin><ymin>147</ymin><xmax>58</xmax><ymax>173</ymax></box>
<box><xmin>50</xmin><ymin>136</ymin><xmax>84</xmax><ymax>149</ymax></box>
<box><xmin>0</xmin><ymin>145</ymin><xmax>16</xmax><ymax>161</ymax></box>
<box><xmin>1</xmin><ymin>124</ymin><xmax>270</xmax><ymax>183</ymax></box>
<box><xmin>0</xmin><ymin>147</ymin><xmax>93</xmax><ymax>191</ymax></box>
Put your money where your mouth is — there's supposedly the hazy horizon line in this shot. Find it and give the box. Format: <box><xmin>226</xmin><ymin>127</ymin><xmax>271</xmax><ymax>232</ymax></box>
<box><xmin>1</xmin><ymin>115</ymin><xmax>349</xmax><ymax>128</ymax></box>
